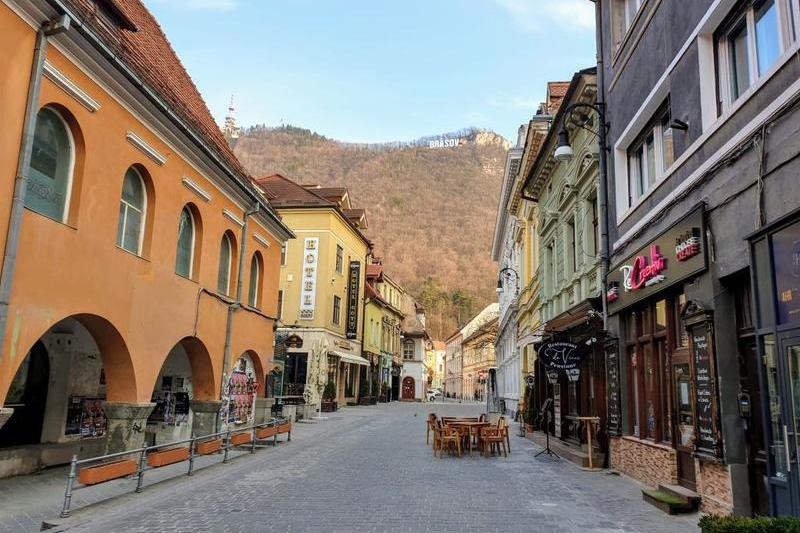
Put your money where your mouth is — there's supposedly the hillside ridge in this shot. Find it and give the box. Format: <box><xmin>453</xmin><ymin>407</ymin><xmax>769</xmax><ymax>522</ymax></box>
<box><xmin>233</xmin><ymin>124</ymin><xmax>508</xmax><ymax>338</ymax></box>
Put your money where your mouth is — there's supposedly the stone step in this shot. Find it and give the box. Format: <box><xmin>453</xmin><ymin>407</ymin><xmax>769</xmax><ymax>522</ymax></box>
<box><xmin>658</xmin><ymin>484</ymin><xmax>701</xmax><ymax>508</ymax></box>
<box><xmin>641</xmin><ymin>488</ymin><xmax>695</xmax><ymax>515</ymax></box>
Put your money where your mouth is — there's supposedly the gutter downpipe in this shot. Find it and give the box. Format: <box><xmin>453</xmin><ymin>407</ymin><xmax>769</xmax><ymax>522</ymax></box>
<box><xmin>0</xmin><ymin>16</ymin><xmax>70</xmax><ymax>370</ymax></box>
<box><xmin>220</xmin><ymin>203</ymin><xmax>260</xmax><ymax>408</ymax></box>
<box><xmin>594</xmin><ymin>0</ymin><xmax>610</xmax><ymax>334</ymax></box>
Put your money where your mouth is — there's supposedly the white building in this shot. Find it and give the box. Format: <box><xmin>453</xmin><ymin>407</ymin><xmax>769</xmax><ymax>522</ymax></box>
<box><xmin>490</xmin><ymin>125</ymin><xmax>526</xmax><ymax>417</ymax></box>
<box><xmin>399</xmin><ymin>294</ymin><xmax>429</xmax><ymax>401</ymax></box>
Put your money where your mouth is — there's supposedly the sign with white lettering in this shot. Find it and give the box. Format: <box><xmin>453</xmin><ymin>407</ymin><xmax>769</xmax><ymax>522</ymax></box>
<box><xmin>299</xmin><ymin>238</ymin><xmax>319</xmax><ymax>320</ymax></box>
<box><xmin>537</xmin><ymin>341</ymin><xmax>588</xmax><ymax>371</ymax></box>
<box><xmin>346</xmin><ymin>261</ymin><xmax>361</xmax><ymax>339</ymax></box>
<box><xmin>608</xmin><ymin>205</ymin><xmax>707</xmax><ymax>313</ymax></box>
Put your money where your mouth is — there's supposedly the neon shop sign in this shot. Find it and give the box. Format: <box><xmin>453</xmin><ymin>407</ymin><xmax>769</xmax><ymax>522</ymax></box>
<box><xmin>620</xmin><ymin>245</ymin><xmax>666</xmax><ymax>292</ymax></box>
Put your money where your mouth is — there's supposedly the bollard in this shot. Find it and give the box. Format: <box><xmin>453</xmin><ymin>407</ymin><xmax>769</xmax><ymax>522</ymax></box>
<box><xmin>135</xmin><ymin>448</ymin><xmax>147</xmax><ymax>493</ymax></box>
<box><xmin>223</xmin><ymin>428</ymin><xmax>231</xmax><ymax>464</ymax></box>
<box><xmin>188</xmin><ymin>438</ymin><xmax>196</xmax><ymax>476</ymax></box>
<box><xmin>60</xmin><ymin>455</ymin><xmax>78</xmax><ymax>518</ymax></box>
<box><xmin>250</xmin><ymin>425</ymin><xmax>257</xmax><ymax>454</ymax></box>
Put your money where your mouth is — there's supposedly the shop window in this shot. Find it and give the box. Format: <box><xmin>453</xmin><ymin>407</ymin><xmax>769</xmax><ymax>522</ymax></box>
<box><xmin>217</xmin><ymin>232</ymin><xmax>234</xmax><ymax>295</ymax></box>
<box><xmin>715</xmin><ymin>0</ymin><xmax>797</xmax><ymax>112</ymax></box>
<box><xmin>27</xmin><ymin>107</ymin><xmax>74</xmax><ymax>222</ymax></box>
<box><xmin>116</xmin><ymin>166</ymin><xmax>147</xmax><ymax>255</ymax></box>
<box><xmin>248</xmin><ymin>252</ymin><xmax>263</xmax><ymax>308</ymax></box>
<box><xmin>175</xmin><ymin>206</ymin><xmax>196</xmax><ymax>279</ymax></box>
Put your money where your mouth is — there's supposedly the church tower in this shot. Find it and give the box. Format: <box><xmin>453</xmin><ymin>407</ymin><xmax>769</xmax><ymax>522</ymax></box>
<box><xmin>222</xmin><ymin>95</ymin><xmax>240</xmax><ymax>142</ymax></box>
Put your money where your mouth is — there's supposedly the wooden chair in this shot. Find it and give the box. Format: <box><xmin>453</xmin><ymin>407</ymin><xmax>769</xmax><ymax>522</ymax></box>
<box><xmin>480</xmin><ymin>427</ymin><xmax>507</xmax><ymax>458</ymax></box>
<box><xmin>438</xmin><ymin>427</ymin><xmax>462</xmax><ymax>458</ymax></box>
<box><xmin>478</xmin><ymin>413</ymin><xmax>487</xmax><ymax>422</ymax></box>
<box><xmin>431</xmin><ymin>420</ymin><xmax>443</xmax><ymax>455</ymax></box>
<box><xmin>426</xmin><ymin>414</ymin><xmax>437</xmax><ymax>445</ymax></box>
<box><xmin>497</xmin><ymin>417</ymin><xmax>511</xmax><ymax>453</ymax></box>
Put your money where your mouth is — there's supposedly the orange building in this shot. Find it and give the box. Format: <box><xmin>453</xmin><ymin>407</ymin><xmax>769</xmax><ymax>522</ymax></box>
<box><xmin>0</xmin><ymin>0</ymin><xmax>293</xmax><ymax>476</ymax></box>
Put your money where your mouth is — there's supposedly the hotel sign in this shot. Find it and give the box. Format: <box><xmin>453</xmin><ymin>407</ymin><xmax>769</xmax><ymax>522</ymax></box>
<box><xmin>607</xmin><ymin>205</ymin><xmax>707</xmax><ymax>314</ymax></box>
<box><xmin>299</xmin><ymin>238</ymin><xmax>319</xmax><ymax>320</ymax></box>
<box><xmin>346</xmin><ymin>261</ymin><xmax>361</xmax><ymax>339</ymax></box>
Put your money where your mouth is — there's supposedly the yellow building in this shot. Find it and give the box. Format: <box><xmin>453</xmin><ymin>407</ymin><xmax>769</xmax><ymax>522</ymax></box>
<box><xmin>364</xmin><ymin>262</ymin><xmax>403</xmax><ymax>401</ymax></box>
<box><xmin>461</xmin><ymin>304</ymin><xmax>499</xmax><ymax>401</ymax></box>
<box><xmin>256</xmin><ymin>175</ymin><xmax>371</xmax><ymax>412</ymax></box>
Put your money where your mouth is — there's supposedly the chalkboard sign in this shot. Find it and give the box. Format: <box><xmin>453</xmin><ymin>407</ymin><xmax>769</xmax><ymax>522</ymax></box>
<box><xmin>690</xmin><ymin>321</ymin><xmax>721</xmax><ymax>459</ymax></box>
<box><xmin>606</xmin><ymin>341</ymin><xmax>621</xmax><ymax>435</ymax></box>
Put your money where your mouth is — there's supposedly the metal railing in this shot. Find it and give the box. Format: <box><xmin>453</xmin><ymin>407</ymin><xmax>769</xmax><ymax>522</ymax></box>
<box><xmin>60</xmin><ymin>417</ymin><xmax>290</xmax><ymax>518</ymax></box>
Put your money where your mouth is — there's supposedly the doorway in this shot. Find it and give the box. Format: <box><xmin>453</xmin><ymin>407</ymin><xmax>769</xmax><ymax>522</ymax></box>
<box><xmin>673</xmin><ymin>360</ymin><xmax>697</xmax><ymax>490</ymax></box>
<box><xmin>402</xmin><ymin>377</ymin><xmax>415</xmax><ymax>400</ymax></box>
<box><xmin>0</xmin><ymin>341</ymin><xmax>49</xmax><ymax>447</ymax></box>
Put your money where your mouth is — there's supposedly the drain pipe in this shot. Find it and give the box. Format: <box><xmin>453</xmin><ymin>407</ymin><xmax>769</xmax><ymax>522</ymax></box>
<box><xmin>0</xmin><ymin>16</ymin><xmax>70</xmax><ymax>368</ymax></box>
<box><xmin>219</xmin><ymin>203</ymin><xmax>260</xmax><ymax>403</ymax></box>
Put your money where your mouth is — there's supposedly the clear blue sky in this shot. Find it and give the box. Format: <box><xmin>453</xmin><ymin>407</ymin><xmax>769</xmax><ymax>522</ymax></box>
<box><xmin>143</xmin><ymin>0</ymin><xmax>596</xmax><ymax>143</ymax></box>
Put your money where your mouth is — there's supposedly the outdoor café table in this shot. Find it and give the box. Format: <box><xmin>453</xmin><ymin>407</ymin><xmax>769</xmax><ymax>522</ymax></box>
<box><xmin>444</xmin><ymin>421</ymin><xmax>491</xmax><ymax>454</ymax></box>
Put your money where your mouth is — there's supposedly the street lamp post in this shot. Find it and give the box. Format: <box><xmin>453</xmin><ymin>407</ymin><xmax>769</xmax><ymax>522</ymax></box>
<box><xmin>496</xmin><ymin>267</ymin><xmax>520</xmax><ymax>297</ymax></box>
<box><xmin>552</xmin><ymin>101</ymin><xmax>610</xmax><ymax>332</ymax></box>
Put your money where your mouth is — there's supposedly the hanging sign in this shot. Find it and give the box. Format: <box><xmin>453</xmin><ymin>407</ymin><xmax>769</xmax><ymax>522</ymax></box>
<box><xmin>299</xmin><ymin>238</ymin><xmax>319</xmax><ymax>320</ymax></box>
<box><xmin>537</xmin><ymin>341</ymin><xmax>588</xmax><ymax>371</ymax></box>
<box><xmin>607</xmin><ymin>204</ymin><xmax>707</xmax><ymax>313</ymax></box>
<box><xmin>346</xmin><ymin>261</ymin><xmax>361</xmax><ymax>339</ymax></box>
<box><xmin>283</xmin><ymin>333</ymin><xmax>303</xmax><ymax>349</ymax></box>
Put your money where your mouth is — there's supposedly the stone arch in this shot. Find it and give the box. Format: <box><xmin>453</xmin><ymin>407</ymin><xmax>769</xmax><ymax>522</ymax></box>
<box><xmin>238</xmin><ymin>349</ymin><xmax>265</xmax><ymax>392</ymax></box>
<box><xmin>177</xmin><ymin>336</ymin><xmax>216</xmax><ymax>401</ymax></box>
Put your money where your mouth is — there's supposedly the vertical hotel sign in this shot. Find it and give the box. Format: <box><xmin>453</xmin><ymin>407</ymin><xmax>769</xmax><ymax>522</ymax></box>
<box><xmin>346</xmin><ymin>261</ymin><xmax>361</xmax><ymax>339</ymax></box>
<box><xmin>299</xmin><ymin>238</ymin><xmax>319</xmax><ymax>320</ymax></box>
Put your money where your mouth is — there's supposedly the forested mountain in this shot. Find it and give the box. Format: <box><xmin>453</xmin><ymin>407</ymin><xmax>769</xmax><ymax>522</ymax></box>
<box><xmin>233</xmin><ymin>125</ymin><xmax>509</xmax><ymax>339</ymax></box>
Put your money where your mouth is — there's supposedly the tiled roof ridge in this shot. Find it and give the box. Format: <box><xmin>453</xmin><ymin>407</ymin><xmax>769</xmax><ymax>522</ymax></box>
<box><xmin>262</xmin><ymin>174</ymin><xmax>337</xmax><ymax>205</ymax></box>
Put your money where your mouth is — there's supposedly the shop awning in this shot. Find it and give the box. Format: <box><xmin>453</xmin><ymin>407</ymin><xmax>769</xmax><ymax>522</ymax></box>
<box><xmin>330</xmin><ymin>350</ymin><xmax>370</xmax><ymax>366</ymax></box>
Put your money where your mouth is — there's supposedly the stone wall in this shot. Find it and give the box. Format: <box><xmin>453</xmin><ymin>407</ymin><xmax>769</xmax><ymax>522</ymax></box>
<box><xmin>609</xmin><ymin>436</ymin><xmax>678</xmax><ymax>487</ymax></box>
<box><xmin>696</xmin><ymin>460</ymin><xmax>733</xmax><ymax>515</ymax></box>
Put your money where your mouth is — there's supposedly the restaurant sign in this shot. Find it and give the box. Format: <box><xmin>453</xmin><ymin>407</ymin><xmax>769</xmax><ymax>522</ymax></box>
<box><xmin>346</xmin><ymin>261</ymin><xmax>361</xmax><ymax>339</ymax></box>
<box><xmin>537</xmin><ymin>341</ymin><xmax>588</xmax><ymax>371</ymax></box>
<box><xmin>607</xmin><ymin>204</ymin><xmax>707</xmax><ymax>313</ymax></box>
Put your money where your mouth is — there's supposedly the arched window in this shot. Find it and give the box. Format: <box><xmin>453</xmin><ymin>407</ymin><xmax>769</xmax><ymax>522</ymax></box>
<box><xmin>175</xmin><ymin>206</ymin><xmax>195</xmax><ymax>278</ymax></box>
<box><xmin>116</xmin><ymin>167</ymin><xmax>146</xmax><ymax>254</ymax></box>
<box><xmin>248</xmin><ymin>253</ymin><xmax>263</xmax><ymax>308</ymax></box>
<box><xmin>217</xmin><ymin>233</ymin><xmax>233</xmax><ymax>295</ymax></box>
<box><xmin>27</xmin><ymin>107</ymin><xmax>74</xmax><ymax>221</ymax></box>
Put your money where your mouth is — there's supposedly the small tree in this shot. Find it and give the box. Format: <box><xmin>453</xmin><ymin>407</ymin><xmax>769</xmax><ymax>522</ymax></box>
<box><xmin>323</xmin><ymin>381</ymin><xmax>336</xmax><ymax>402</ymax></box>
<box><xmin>359</xmin><ymin>379</ymin><xmax>370</xmax><ymax>398</ymax></box>
<box><xmin>372</xmin><ymin>379</ymin><xmax>380</xmax><ymax>397</ymax></box>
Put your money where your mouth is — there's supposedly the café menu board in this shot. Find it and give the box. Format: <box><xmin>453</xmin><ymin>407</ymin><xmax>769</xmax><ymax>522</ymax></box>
<box><xmin>691</xmin><ymin>323</ymin><xmax>722</xmax><ymax>459</ymax></box>
<box><xmin>606</xmin><ymin>342</ymin><xmax>621</xmax><ymax>436</ymax></box>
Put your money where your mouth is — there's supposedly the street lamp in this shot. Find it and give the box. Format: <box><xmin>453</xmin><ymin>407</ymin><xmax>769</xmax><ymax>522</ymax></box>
<box><xmin>496</xmin><ymin>267</ymin><xmax>520</xmax><ymax>296</ymax></box>
<box><xmin>550</xmin><ymin>101</ymin><xmax>610</xmax><ymax>331</ymax></box>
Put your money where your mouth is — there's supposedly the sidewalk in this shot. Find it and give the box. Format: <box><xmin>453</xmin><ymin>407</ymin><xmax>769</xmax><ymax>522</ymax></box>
<box><xmin>0</xmin><ymin>437</ymin><xmax>281</xmax><ymax>532</ymax></box>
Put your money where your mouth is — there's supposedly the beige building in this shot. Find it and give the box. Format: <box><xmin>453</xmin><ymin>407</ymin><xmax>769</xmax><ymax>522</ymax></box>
<box><xmin>461</xmin><ymin>304</ymin><xmax>499</xmax><ymax>401</ymax></box>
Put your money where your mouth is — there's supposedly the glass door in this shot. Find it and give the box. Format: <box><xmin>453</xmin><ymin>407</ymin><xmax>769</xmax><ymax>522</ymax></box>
<box><xmin>782</xmin><ymin>336</ymin><xmax>800</xmax><ymax>515</ymax></box>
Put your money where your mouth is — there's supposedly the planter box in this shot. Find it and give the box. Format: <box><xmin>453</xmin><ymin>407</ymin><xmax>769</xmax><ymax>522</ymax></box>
<box><xmin>147</xmin><ymin>447</ymin><xmax>190</xmax><ymax>468</ymax></box>
<box><xmin>276</xmin><ymin>421</ymin><xmax>292</xmax><ymax>435</ymax></box>
<box><xmin>230</xmin><ymin>431</ymin><xmax>252</xmax><ymax>446</ymax></box>
<box><xmin>196</xmin><ymin>438</ymin><xmax>222</xmax><ymax>456</ymax></box>
<box><xmin>525</xmin><ymin>424</ymin><xmax>535</xmax><ymax>434</ymax></box>
<box><xmin>321</xmin><ymin>401</ymin><xmax>337</xmax><ymax>412</ymax></box>
<box><xmin>78</xmin><ymin>459</ymin><xmax>137</xmax><ymax>486</ymax></box>
<box><xmin>358</xmin><ymin>396</ymin><xmax>375</xmax><ymax>406</ymax></box>
<box><xmin>256</xmin><ymin>426</ymin><xmax>278</xmax><ymax>439</ymax></box>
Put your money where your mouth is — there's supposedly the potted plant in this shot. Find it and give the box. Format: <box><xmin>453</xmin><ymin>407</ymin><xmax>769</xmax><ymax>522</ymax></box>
<box><xmin>358</xmin><ymin>380</ymin><xmax>374</xmax><ymax>405</ymax></box>
<box><xmin>371</xmin><ymin>379</ymin><xmax>380</xmax><ymax>404</ymax></box>
<box><xmin>321</xmin><ymin>381</ymin><xmax>337</xmax><ymax>412</ymax></box>
<box><xmin>380</xmin><ymin>382</ymin><xmax>390</xmax><ymax>402</ymax></box>
<box><xmin>523</xmin><ymin>394</ymin><xmax>537</xmax><ymax>434</ymax></box>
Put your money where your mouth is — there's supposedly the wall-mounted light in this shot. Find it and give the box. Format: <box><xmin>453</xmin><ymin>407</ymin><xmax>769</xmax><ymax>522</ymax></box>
<box><xmin>669</xmin><ymin>119</ymin><xmax>689</xmax><ymax>131</ymax></box>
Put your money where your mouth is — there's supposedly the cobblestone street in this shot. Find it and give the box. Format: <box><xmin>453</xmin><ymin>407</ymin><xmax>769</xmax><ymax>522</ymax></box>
<box><xmin>42</xmin><ymin>403</ymin><xmax>701</xmax><ymax>533</ymax></box>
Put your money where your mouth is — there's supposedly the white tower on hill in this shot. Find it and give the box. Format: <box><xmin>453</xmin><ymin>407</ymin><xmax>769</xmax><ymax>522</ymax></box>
<box><xmin>222</xmin><ymin>95</ymin><xmax>240</xmax><ymax>141</ymax></box>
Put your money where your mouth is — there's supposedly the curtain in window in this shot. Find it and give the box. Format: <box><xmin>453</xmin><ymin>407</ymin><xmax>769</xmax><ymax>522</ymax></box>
<box><xmin>175</xmin><ymin>207</ymin><xmax>195</xmax><ymax>277</ymax></box>
<box><xmin>217</xmin><ymin>234</ymin><xmax>232</xmax><ymax>294</ymax></box>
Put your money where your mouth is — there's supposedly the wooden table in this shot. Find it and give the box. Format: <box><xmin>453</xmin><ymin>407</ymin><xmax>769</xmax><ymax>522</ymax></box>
<box><xmin>444</xmin><ymin>421</ymin><xmax>492</xmax><ymax>455</ymax></box>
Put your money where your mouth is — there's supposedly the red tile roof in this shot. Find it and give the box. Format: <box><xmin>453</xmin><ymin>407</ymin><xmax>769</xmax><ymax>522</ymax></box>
<box><xmin>366</xmin><ymin>264</ymin><xmax>383</xmax><ymax>279</ymax></box>
<box><xmin>255</xmin><ymin>174</ymin><xmax>336</xmax><ymax>207</ymax></box>
<box><xmin>65</xmin><ymin>0</ymin><xmax>248</xmax><ymax>178</ymax></box>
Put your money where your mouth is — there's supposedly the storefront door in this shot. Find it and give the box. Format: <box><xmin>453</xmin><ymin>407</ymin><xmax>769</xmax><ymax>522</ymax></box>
<box><xmin>673</xmin><ymin>359</ymin><xmax>697</xmax><ymax>490</ymax></box>
<box><xmin>769</xmin><ymin>334</ymin><xmax>800</xmax><ymax>515</ymax></box>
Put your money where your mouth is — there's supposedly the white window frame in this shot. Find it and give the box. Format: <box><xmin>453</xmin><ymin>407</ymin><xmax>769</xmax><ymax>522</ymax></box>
<box><xmin>333</xmin><ymin>295</ymin><xmax>341</xmax><ymax>325</ymax></box>
<box><xmin>117</xmin><ymin>166</ymin><xmax>147</xmax><ymax>255</ymax></box>
<box><xmin>716</xmin><ymin>0</ymin><xmax>797</xmax><ymax>112</ymax></box>
<box><xmin>625</xmin><ymin>105</ymin><xmax>672</xmax><ymax>208</ymax></box>
<box><xmin>335</xmin><ymin>244</ymin><xmax>344</xmax><ymax>274</ymax></box>
<box><xmin>30</xmin><ymin>106</ymin><xmax>76</xmax><ymax>224</ymax></box>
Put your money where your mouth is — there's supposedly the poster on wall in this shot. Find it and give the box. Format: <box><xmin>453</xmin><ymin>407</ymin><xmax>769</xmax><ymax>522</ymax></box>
<box><xmin>605</xmin><ymin>341</ymin><xmax>621</xmax><ymax>436</ymax></box>
<box><xmin>299</xmin><ymin>238</ymin><xmax>319</xmax><ymax>320</ymax></box>
<box><xmin>64</xmin><ymin>397</ymin><xmax>106</xmax><ymax>438</ymax></box>
<box><xmin>222</xmin><ymin>356</ymin><xmax>259</xmax><ymax>425</ymax></box>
